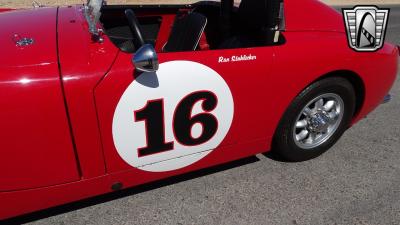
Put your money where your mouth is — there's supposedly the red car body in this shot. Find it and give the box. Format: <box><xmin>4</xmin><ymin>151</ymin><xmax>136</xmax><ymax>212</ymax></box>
<box><xmin>0</xmin><ymin>0</ymin><xmax>398</xmax><ymax>220</ymax></box>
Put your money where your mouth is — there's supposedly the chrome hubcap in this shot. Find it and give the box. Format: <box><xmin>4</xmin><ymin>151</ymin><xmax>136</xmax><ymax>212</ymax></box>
<box><xmin>293</xmin><ymin>93</ymin><xmax>344</xmax><ymax>149</ymax></box>
<box><xmin>308</xmin><ymin>111</ymin><xmax>331</xmax><ymax>133</ymax></box>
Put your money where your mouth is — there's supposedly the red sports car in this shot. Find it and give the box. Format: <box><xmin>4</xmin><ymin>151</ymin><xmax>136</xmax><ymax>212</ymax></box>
<box><xmin>0</xmin><ymin>0</ymin><xmax>398</xmax><ymax>220</ymax></box>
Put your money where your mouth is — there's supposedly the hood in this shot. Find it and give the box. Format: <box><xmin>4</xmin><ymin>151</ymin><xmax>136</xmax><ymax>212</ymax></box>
<box><xmin>284</xmin><ymin>0</ymin><xmax>345</xmax><ymax>33</ymax></box>
<box><xmin>0</xmin><ymin>7</ymin><xmax>58</xmax><ymax>68</ymax></box>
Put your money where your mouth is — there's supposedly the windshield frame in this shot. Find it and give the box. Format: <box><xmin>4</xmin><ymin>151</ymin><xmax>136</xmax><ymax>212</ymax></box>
<box><xmin>84</xmin><ymin>0</ymin><xmax>104</xmax><ymax>37</ymax></box>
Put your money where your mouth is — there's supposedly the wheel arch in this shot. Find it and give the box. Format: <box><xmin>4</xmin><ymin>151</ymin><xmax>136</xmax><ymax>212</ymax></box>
<box><xmin>314</xmin><ymin>70</ymin><xmax>365</xmax><ymax>119</ymax></box>
<box><xmin>270</xmin><ymin>70</ymin><xmax>365</xmax><ymax>160</ymax></box>
<box><xmin>271</xmin><ymin>69</ymin><xmax>365</xmax><ymax>151</ymax></box>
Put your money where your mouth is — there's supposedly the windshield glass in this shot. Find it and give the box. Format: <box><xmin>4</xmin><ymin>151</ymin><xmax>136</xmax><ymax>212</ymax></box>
<box><xmin>85</xmin><ymin>0</ymin><xmax>103</xmax><ymax>35</ymax></box>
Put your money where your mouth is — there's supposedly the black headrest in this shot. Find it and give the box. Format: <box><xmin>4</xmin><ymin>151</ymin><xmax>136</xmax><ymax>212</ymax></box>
<box><xmin>163</xmin><ymin>12</ymin><xmax>207</xmax><ymax>52</ymax></box>
<box><xmin>238</xmin><ymin>0</ymin><xmax>279</xmax><ymax>30</ymax></box>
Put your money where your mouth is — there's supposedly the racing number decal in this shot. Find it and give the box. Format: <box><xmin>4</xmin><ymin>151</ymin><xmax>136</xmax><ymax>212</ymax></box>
<box><xmin>173</xmin><ymin>91</ymin><xmax>218</xmax><ymax>146</ymax></box>
<box><xmin>135</xmin><ymin>99</ymin><xmax>174</xmax><ymax>157</ymax></box>
<box><xmin>135</xmin><ymin>91</ymin><xmax>218</xmax><ymax>157</ymax></box>
<box><xmin>113</xmin><ymin>61</ymin><xmax>234</xmax><ymax>172</ymax></box>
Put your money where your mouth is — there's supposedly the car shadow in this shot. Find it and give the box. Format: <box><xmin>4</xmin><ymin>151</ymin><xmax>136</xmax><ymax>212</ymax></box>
<box><xmin>3</xmin><ymin>156</ymin><xmax>260</xmax><ymax>225</ymax></box>
<box><xmin>134</xmin><ymin>71</ymin><xmax>160</xmax><ymax>88</ymax></box>
<box><xmin>262</xmin><ymin>150</ymin><xmax>290</xmax><ymax>162</ymax></box>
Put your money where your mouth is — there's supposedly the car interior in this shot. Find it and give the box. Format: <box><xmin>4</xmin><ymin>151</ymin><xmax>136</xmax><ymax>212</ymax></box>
<box><xmin>99</xmin><ymin>0</ymin><xmax>284</xmax><ymax>53</ymax></box>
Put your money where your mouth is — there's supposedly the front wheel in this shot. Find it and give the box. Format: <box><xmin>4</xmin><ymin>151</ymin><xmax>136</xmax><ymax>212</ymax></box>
<box><xmin>273</xmin><ymin>77</ymin><xmax>356</xmax><ymax>162</ymax></box>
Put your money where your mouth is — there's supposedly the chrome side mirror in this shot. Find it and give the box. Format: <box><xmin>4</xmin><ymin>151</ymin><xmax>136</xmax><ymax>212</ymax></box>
<box><xmin>132</xmin><ymin>44</ymin><xmax>159</xmax><ymax>73</ymax></box>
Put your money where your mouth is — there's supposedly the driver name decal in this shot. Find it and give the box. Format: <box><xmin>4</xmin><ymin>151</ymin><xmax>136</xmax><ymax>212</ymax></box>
<box><xmin>218</xmin><ymin>54</ymin><xmax>257</xmax><ymax>63</ymax></box>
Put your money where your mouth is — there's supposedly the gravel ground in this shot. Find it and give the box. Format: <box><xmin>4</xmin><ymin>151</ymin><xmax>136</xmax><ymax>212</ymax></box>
<box><xmin>0</xmin><ymin>0</ymin><xmax>399</xmax><ymax>8</ymax></box>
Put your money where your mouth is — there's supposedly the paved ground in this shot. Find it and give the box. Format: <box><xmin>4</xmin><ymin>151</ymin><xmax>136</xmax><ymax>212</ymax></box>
<box><xmin>4</xmin><ymin>5</ymin><xmax>400</xmax><ymax>225</ymax></box>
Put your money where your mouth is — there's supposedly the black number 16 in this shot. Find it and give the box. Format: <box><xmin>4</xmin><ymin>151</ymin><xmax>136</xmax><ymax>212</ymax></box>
<box><xmin>134</xmin><ymin>91</ymin><xmax>219</xmax><ymax>157</ymax></box>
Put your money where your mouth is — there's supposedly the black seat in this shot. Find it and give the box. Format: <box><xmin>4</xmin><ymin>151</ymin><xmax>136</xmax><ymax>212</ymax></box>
<box><xmin>219</xmin><ymin>0</ymin><xmax>280</xmax><ymax>49</ymax></box>
<box><xmin>163</xmin><ymin>12</ymin><xmax>207</xmax><ymax>52</ymax></box>
<box><xmin>238</xmin><ymin>0</ymin><xmax>277</xmax><ymax>32</ymax></box>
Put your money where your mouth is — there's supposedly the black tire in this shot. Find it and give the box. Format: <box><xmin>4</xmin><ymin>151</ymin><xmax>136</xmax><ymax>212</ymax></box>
<box><xmin>272</xmin><ymin>77</ymin><xmax>356</xmax><ymax>162</ymax></box>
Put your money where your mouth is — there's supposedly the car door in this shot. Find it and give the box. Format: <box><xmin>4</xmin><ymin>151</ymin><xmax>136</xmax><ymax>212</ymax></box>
<box><xmin>94</xmin><ymin>46</ymin><xmax>273</xmax><ymax>174</ymax></box>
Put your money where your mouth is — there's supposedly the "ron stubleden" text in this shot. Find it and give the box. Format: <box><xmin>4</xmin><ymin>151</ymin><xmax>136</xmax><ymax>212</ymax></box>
<box><xmin>218</xmin><ymin>54</ymin><xmax>257</xmax><ymax>63</ymax></box>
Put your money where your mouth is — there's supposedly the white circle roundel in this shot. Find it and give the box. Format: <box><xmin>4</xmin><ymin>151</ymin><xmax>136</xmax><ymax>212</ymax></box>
<box><xmin>112</xmin><ymin>61</ymin><xmax>234</xmax><ymax>172</ymax></box>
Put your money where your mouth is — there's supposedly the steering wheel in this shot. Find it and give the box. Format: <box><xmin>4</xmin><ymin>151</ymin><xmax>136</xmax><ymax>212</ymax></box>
<box><xmin>124</xmin><ymin>9</ymin><xmax>145</xmax><ymax>49</ymax></box>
